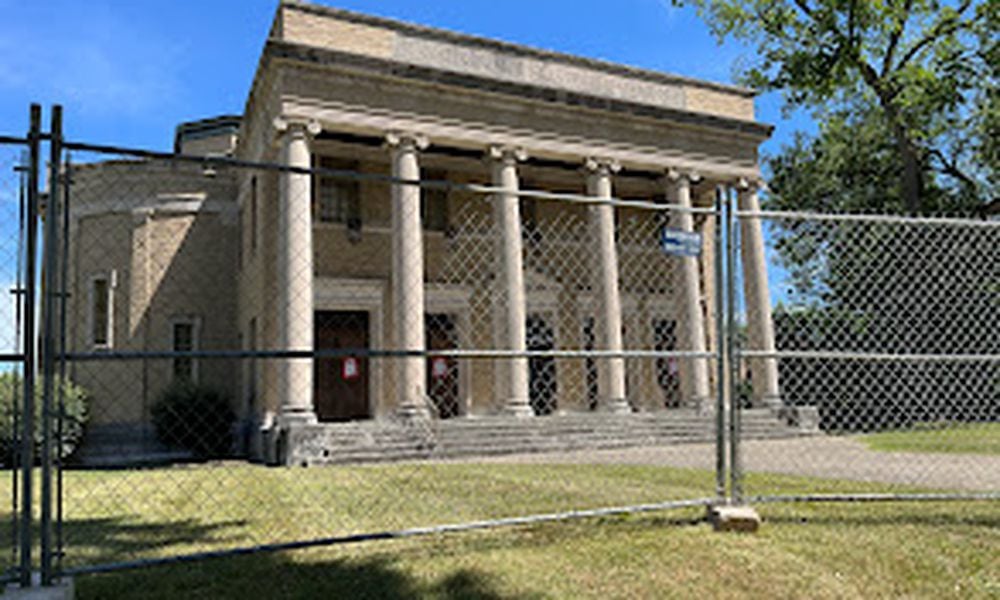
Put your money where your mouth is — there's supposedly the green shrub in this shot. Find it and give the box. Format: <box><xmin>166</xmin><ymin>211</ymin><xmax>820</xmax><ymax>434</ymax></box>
<box><xmin>0</xmin><ymin>372</ymin><xmax>89</xmax><ymax>466</ymax></box>
<box><xmin>151</xmin><ymin>382</ymin><xmax>234</xmax><ymax>459</ymax></box>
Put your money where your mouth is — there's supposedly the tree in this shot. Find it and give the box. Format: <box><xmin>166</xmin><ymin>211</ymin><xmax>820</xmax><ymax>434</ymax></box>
<box><xmin>679</xmin><ymin>0</ymin><xmax>996</xmax><ymax>213</ymax></box>
<box><xmin>680</xmin><ymin>1</ymin><xmax>999</xmax><ymax>428</ymax></box>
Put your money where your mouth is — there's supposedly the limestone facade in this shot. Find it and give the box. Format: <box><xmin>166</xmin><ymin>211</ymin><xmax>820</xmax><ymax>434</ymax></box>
<box><xmin>67</xmin><ymin>1</ymin><xmax>781</xmax><ymax>459</ymax></box>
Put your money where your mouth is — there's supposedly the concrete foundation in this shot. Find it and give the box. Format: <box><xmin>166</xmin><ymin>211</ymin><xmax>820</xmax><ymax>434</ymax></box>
<box><xmin>708</xmin><ymin>504</ymin><xmax>761</xmax><ymax>533</ymax></box>
<box><xmin>5</xmin><ymin>575</ymin><xmax>74</xmax><ymax>600</ymax></box>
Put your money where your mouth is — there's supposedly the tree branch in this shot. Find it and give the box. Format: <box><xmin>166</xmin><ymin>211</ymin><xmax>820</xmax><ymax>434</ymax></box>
<box><xmin>928</xmin><ymin>148</ymin><xmax>979</xmax><ymax>190</ymax></box>
<box><xmin>882</xmin><ymin>0</ymin><xmax>914</xmax><ymax>77</ymax></box>
<box><xmin>791</xmin><ymin>0</ymin><xmax>815</xmax><ymax>19</ymax></box>
<box><xmin>894</xmin><ymin>0</ymin><xmax>973</xmax><ymax>71</ymax></box>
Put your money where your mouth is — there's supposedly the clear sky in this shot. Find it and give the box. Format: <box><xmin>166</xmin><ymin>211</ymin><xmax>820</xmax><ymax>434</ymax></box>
<box><xmin>0</xmin><ymin>0</ymin><xmax>811</xmax><ymax>152</ymax></box>
<box><xmin>0</xmin><ymin>0</ymin><xmax>805</xmax><ymax>348</ymax></box>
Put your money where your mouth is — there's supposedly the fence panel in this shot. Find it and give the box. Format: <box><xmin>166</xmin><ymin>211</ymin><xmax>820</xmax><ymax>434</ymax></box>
<box><xmin>0</xmin><ymin>135</ymin><xmax>33</xmax><ymax>585</ymax></box>
<box><xmin>735</xmin><ymin>208</ymin><xmax>1000</xmax><ymax>501</ymax></box>
<box><xmin>55</xmin><ymin>142</ymin><xmax>726</xmax><ymax>576</ymax></box>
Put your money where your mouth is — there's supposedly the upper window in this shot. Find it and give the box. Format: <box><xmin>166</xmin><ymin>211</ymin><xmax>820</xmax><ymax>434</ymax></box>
<box><xmin>172</xmin><ymin>318</ymin><xmax>200</xmax><ymax>383</ymax></box>
<box><xmin>421</xmin><ymin>169</ymin><xmax>450</xmax><ymax>232</ymax></box>
<box><xmin>249</xmin><ymin>175</ymin><xmax>258</xmax><ymax>253</ymax></box>
<box><xmin>89</xmin><ymin>273</ymin><xmax>113</xmax><ymax>348</ymax></box>
<box><xmin>315</xmin><ymin>157</ymin><xmax>361</xmax><ymax>228</ymax></box>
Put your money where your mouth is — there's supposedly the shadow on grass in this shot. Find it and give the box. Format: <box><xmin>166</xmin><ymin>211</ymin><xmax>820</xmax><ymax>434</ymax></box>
<box><xmin>79</xmin><ymin>552</ymin><xmax>522</xmax><ymax>600</ymax></box>
<box><xmin>73</xmin><ymin>512</ymin><xmax>710</xmax><ymax>598</ymax></box>
<box><xmin>0</xmin><ymin>516</ymin><xmax>249</xmax><ymax>569</ymax></box>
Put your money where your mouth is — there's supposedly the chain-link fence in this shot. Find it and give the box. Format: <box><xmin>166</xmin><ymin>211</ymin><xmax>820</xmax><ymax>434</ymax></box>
<box><xmin>2</xmin><ymin>105</ymin><xmax>997</xmax><ymax>589</ymax></box>
<box><xmin>50</xmin><ymin>133</ymin><xmax>732</xmax><ymax>578</ymax></box>
<box><xmin>734</xmin><ymin>206</ymin><xmax>1000</xmax><ymax>502</ymax></box>
<box><xmin>0</xmin><ymin>136</ymin><xmax>29</xmax><ymax>586</ymax></box>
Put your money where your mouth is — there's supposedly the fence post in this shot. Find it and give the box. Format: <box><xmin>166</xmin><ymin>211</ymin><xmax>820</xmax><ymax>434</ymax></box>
<box><xmin>56</xmin><ymin>151</ymin><xmax>72</xmax><ymax>576</ymax></box>
<box><xmin>713</xmin><ymin>187</ymin><xmax>727</xmax><ymax>501</ymax></box>
<box><xmin>19</xmin><ymin>103</ymin><xmax>41</xmax><ymax>588</ymax></box>
<box><xmin>726</xmin><ymin>187</ymin><xmax>743</xmax><ymax>504</ymax></box>
<box><xmin>39</xmin><ymin>104</ymin><xmax>63</xmax><ymax>586</ymax></box>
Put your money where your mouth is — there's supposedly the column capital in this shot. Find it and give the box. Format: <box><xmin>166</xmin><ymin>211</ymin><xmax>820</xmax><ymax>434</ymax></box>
<box><xmin>385</xmin><ymin>131</ymin><xmax>429</xmax><ymax>152</ymax></box>
<box><xmin>735</xmin><ymin>177</ymin><xmax>766</xmax><ymax>192</ymax></box>
<box><xmin>583</xmin><ymin>157</ymin><xmax>621</xmax><ymax>176</ymax></box>
<box><xmin>273</xmin><ymin>116</ymin><xmax>322</xmax><ymax>138</ymax></box>
<box><xmin>486</xmin><ymin>145</ymin><xmax>528</xmax><ymax>164</ymax></box>
<box><xmin>665</xmin><ymin>168</ymin><xmax>702</xmax><ymax>185</ymax></box>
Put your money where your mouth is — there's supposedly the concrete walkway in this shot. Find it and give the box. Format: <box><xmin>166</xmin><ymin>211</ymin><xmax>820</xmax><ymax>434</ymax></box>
<box><xmin>479</xmin><ymin>436</ymin><xmax>1000</xmax><ymax>492</ymax></box>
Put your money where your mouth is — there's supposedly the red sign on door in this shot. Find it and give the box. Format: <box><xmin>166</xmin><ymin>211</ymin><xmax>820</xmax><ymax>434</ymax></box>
<box><xmin>342</xmin><ymin>357</ymin><xmax>360</xmax><ymax>381</ymax></box>
<box><xmin>431</xmin><ymin>357</ymin><xmax>449</xmax><ymax>380</ymax></box>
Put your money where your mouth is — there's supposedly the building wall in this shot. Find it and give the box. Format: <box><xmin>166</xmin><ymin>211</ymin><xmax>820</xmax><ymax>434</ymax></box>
<box><xmin>67</xmin><ymin>161</ymin><xmax>238</xmax><ymax>432</ymax></box>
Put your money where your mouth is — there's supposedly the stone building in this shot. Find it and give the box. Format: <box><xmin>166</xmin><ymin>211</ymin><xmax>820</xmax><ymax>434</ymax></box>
<box><xmin>67</xmin><ymin>1</ymin><xmax>784</xmax><ymax>463</ymax></box>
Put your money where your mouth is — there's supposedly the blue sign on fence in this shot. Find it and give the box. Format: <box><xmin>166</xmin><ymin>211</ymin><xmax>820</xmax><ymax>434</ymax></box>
<box><xmin>660</xmin><ymin>227</ymin><xmax>702</xmax><ymax>257</ymax></box>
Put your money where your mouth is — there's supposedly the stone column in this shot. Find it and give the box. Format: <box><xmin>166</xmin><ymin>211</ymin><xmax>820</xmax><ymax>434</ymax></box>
<box><xmin>274</xmin><ymin>116</ymin><xmax>320</xmax><ymax>425</ymax></box>
<box><xmin>737</xmin><ymin>180</ymin><xmax>782</xmax><ymax>409</ymax></box>
<box><xmin>666</xmin><ymin>170</ymin><xmax>712</xmax><ymax>411</ymax></box>
<box><xmin>387</xmin><ymin>132</ymin><xmax>431</xmax><ymax>419</ymax></box>
<box><xmin>585</xmin><ymin>157</ymin><xmax>630</xmax><ymax>414</ymax></box>
<box><xmin>488</xmin><ymin>145</ymin><xmax>533</xmax><ymax>417</ymax></box>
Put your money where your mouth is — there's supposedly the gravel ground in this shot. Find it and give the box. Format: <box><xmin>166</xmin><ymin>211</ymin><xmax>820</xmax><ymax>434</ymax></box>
<box><xmin>476</xmin><ymin>436</ymin><xmax>1000</xmax><ymax>492</ymax></box>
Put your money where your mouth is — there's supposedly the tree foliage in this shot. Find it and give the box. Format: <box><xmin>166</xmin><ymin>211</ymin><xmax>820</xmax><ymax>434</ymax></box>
<box><xmin>680</xmin><ymin>1</ymin><xmax>999</xmax><ymax>428</ymax></box>
<box><xmin>679</xmin><ymin>0</ymin><xmax>997</xmax><ymax>213</ymax></box>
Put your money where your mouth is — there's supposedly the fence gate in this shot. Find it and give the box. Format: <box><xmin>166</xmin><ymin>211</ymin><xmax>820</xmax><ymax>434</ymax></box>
<box><xmin>730</xmin><ymin>197</ymin><xmax>1000</xmax><ymax>503</ymax></box>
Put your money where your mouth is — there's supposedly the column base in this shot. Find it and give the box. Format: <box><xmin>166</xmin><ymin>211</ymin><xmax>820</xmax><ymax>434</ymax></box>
<box><xmin>500</xmin><ymin>400</ymin><xmax>535</xmax><ymax>418</ymax></box>
<box><xmin>758</xmin><ymin>394</ymin><xmax>784</xmax><ymax>413</ymax></box>
<box><xmin>276</xmin><ymin>410</ymin><xmax>317</xmax><ymax>428</ymax></box>
<box><xmin>777</xmin><ymin>405</ymin><xmax>820</xmax><ymax>432</ymax></box>
<box><xmin>397</xmin><ymin>403</ymin><xmax>433</xmax><ymax>421</ymax></box>
<box><xmin>600</xmin><ymin>398</ymin><xmax>632</xmax><ymax>414</ymax></box>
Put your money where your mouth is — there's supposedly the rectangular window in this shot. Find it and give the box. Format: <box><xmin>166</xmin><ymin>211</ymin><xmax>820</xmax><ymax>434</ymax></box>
<box><xmin>89</xmin><ymin>274</ymin><xmax>112</xmax><ymax>348</ymax></box>
<box><xmin>172</xmin><ymin>319</ymin><xmax>199</xmax><ymax>383</ymax></box>
<box><xmin>422</xmin><ymin>169</ymin><xmax>449</xmax><ymax>232</ymax></box>
<box><xmin>247</xmin><ymin>317</ymin><xmax>257</xmax><ymax>415</ymax></box>
<box><xmin>315</xmin><ymin>157</ymin><xmax>361</xmax><ymax>228</ymax></box>
<box><xmin>520</xmin><ymin>197</ymin><xmax>540</xmax><ymax>245</ymax></box>
<box><xmin>250</xmin><ymin>175</ymin><xmax>258</xmax><ymax>253</ymax></box>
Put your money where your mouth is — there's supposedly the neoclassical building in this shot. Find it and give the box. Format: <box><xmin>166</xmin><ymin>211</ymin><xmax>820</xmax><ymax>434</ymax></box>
<box><xmin>68</xmin><ymin>1</ymin><xmax>784</xmax><ymax>463</ymax></box>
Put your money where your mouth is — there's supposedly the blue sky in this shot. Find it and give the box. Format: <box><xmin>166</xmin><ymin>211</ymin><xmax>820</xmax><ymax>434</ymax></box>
<box><xmin>0</xmin><ymin>0</ymin><xmax>807</xmax><ymax>343</ymax></box>
<box><xmin>0</xmin><ymin>0</ymin><xmax>811</xmax><ymax>152</ymax></box>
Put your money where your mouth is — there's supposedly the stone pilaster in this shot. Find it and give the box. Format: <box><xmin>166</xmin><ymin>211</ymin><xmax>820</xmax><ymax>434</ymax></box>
<box><xmin>585</xmin><ymin>157</ymin><xmax>630</xmax><ymax>414</ymax></box>
<box><xmin>488</xmin><ymin>145</ymin><xmax>533</xmax><ymax>417</ymax></box>
<box><xmin>737</xmin><ymin>179</ymin><xmax>782</xmax><ymax>410</ymax></box>
<box><xmin>666</xmin><ymin>170</ymin><xmax>712</xmax><ymax>412</ymax></box>
<box><xmin>387</xmin><ymin>132</ymin><xmax>432</xmax><ymax>420</ymax></box>
<box><xmin>274</xmin><ymin>116</ymin><xmax>320</xmax><ymax>425</ymax></box>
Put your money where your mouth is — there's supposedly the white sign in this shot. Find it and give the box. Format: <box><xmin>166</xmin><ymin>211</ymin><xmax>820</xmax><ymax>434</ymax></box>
<box><xmin>660</xmin><ymin>227</ymin><xmax>702</xmax><ymax>257</ymax></box>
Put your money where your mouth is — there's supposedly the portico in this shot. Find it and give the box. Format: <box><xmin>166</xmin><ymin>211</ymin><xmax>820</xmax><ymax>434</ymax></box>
<box><xmin>240</xmin><ymin>1</ymin><xmax>783</xmax><ymax>452</ymax></box>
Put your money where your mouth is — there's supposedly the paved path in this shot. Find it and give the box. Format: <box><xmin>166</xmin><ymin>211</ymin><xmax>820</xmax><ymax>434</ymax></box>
<box><xmin>478</xmin><ymin>436</ymin><xmax>1000</xmax><ymax>492</ymax></box>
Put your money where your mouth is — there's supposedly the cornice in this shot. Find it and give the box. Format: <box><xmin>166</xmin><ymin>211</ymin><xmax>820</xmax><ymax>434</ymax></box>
<box><xmin>263</xmin><ymin>40</ymin><xmax>774</xmax><ymax>140</ymax></box>
<box><xmin>281</xmin><ymin>0</ymin><xmax>758</xmax><ymax>98</ymax></box>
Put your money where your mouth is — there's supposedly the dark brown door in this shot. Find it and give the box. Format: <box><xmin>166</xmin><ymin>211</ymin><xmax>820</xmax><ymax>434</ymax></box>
<box><xmin>426</xmin><ymin>314</ymin><xmax>460</xmax><ymax>418</ymax></box>
<box><xmin>315</xmin><ymin>311</ymin><xmax>370</xmax><ymax>421</ymax></box>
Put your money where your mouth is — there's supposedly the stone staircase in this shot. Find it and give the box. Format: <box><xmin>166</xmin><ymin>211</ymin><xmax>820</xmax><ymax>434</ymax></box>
<box><xmin>74</xmin><ymin>424</ymin><xmax>192</xmax><ymax>468</ymax></box>
<box><xmin>281</xmin><ymin>409</ymin><xmax>815</xmax><ymax>466</ymax></box>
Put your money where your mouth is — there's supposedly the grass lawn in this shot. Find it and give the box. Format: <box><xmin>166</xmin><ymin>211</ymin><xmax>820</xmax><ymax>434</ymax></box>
<box><xmin>0</xmin><ymin>463</ymin><xmax>996</xmax><ymax>598</ymax></box>
<box><xmin>860</xmin><ymin>422</ymin><xmax>1000</xmax><ymax>455</ymax></box>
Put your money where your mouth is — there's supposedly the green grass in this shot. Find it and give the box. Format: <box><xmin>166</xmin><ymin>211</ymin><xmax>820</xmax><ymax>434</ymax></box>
<box><xmin>0</xmin><ymin>463</ymin><xmax>996</xmax><ymax>598</ymax></box>
<box><xmin>860</xmin><ymin>422</ymin><xmax>1000</xmax><ymax>455</ymax></box>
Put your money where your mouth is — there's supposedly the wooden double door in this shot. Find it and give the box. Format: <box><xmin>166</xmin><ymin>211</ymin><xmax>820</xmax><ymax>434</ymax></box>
<box><xmin>314</xmin><ymin>311</ymin><xmax>462</xmax><ymax>422</ymax></box>
<box><xmin>314</xmin><ymin>311</ymin><xmax>370</xmax><ymax>422</ymax></box>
